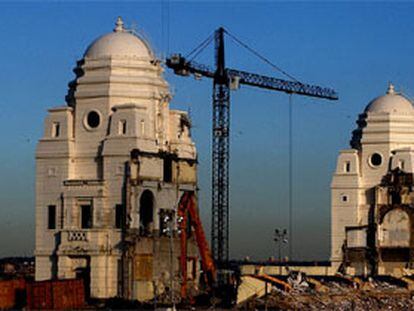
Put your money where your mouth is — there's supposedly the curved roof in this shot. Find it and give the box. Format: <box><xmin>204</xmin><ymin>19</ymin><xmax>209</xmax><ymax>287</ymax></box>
<box><xmin>365</xmin><ymin>84</ymin><xmax>413</xmax><ymax>114</ymax></box>
<box><xmin>84</xmin><ymin>17</ymin><xmax>152</xmax><ymax>59</ymax></box>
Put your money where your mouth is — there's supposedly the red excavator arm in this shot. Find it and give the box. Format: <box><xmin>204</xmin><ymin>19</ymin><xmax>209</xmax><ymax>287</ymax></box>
<box><xmin>177</xmin><ymin>192</ymin><xmax>216</xmax><ymax>299</ymax></box>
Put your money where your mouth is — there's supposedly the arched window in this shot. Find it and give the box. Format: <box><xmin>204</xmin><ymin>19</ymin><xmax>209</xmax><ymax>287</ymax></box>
<box><xmin>139</xmin><ymin>190</ymin><xmax>154</xmax><ymax>236</ymax></box>
<box><xmin>379</xmin><ymin>209</ymin><xmax>410</xmax><ymax>247</ymax></box>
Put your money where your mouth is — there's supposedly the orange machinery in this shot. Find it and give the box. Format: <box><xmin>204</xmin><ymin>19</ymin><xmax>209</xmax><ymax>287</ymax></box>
<box><xmin>177</xmin><ymin>192</ymin><xmax>216</xmax><ymax>299</ymax></box>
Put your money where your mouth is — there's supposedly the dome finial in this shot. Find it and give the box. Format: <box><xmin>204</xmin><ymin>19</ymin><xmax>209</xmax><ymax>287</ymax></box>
<box><xmin>387</xmin><ymin>82</ymin><xmax>395</xmax><ymax>95</ymax></box>
<box><xmin>114</xmin><ymin>16</ymin><xmax>125</xmax><ymax>32</ymax></box>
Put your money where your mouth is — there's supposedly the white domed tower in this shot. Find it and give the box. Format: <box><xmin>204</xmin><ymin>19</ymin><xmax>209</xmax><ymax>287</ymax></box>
<box><xmin>331</xmin><ymin>84</ymin><xmax>414</xmax><ymax>276</ymax></box>
<box><xmin>35</xmin><ymin>18</ymin><xmax>199</xmax><ymax>300</ymax></box>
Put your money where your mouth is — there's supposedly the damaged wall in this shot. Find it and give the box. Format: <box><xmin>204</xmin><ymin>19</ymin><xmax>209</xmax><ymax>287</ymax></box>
<box><xmin>331</xmin><ymin>85</ymin><xmax>414</xmax><ymax>277</ymax></box>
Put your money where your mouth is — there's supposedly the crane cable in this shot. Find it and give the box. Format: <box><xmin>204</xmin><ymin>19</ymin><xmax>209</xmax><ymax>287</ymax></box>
<box><xmin>223</xmin><ymin>28</ymin><xmax>298</xmax><ymax>260</ymax></box>
<box><xmin>224</xmin><ymin>29</ymin><xmax>302</xmax><ymax>84</ymax></box>
<box><xmin>161</xmin><ymin>0</ymin><xmax>170</xmax><ymax>56</ymax></box>
<box><xmin>167</xmin><ymin>0</ymin><xmax>170</xmax><ymax>54</ymax></box>
<box><xmin>224</xmin><ymin>27</ymin><xmax>296</xmax><ymax>259</ymax></box>
<box><xmin>185</xmin><ymin>32</ymin><xmax>215</xmax><ymax>62</ymax></box>
<box><xmin>161</xmin><ymin>0</ymin><xmax>165</xmax><ymax>55</ymax></box>
<box><xmin>288</xmin><ymin>94</ymin><xmax>293</xmax><ymax>260</ymax></box>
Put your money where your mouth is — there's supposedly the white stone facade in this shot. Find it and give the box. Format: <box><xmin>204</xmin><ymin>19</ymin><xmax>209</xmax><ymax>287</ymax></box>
<box><xmin>331</xmin><ymin>84</ymin><xmax>414</xmax><ymax>275</ymax></box>
<box><xmin>35</xmin><ymin>18</ymin><xmax>199</xmax><ymax>299</ymax></box>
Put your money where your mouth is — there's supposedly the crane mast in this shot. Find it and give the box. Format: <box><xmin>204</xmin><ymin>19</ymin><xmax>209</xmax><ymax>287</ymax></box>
<box><xmin>212</xmin><ymin>28</ymin><xmax>230</xmax><ymax>266</ymax></box>
<box><xmin>166</xmin><ymin>27</ymin><xmax>338</xmax><ymax>269</ymax></box>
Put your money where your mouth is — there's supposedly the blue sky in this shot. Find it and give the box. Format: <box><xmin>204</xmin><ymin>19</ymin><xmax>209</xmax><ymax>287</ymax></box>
<box><xmin>1</xmin><ymin>1</ymin><xmax>414</xmax><ymax>260</ymax></box>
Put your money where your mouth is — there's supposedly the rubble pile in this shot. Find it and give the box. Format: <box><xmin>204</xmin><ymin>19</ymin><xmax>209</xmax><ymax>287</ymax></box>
<box><xmin>251</xmin><ymin>290</ymin><xmax>414</xmax><ymax>310</ymax></box>
<box><xmin>238</xmin><ymin>272</ymin><xmax>414</xmax><ymax>310</ymax></box>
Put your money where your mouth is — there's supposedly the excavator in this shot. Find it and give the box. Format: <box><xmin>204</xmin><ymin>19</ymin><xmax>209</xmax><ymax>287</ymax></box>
<box><xmin>176</xmin><ymin>192</ymin><xmax>219</xmax><ymax>302</ymax></box>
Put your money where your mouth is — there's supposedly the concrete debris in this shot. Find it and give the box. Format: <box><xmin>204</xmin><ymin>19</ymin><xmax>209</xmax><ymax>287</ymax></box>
<box><xmin>236</xmin><ymin>276</ymin><xmax>267</xmax><ymax>304</ymax></box>
<box><xmin>238</xmin><ymin>274</ymin><xmax>414</xmax><ymax>310</ymax></box>
<box><xmin>240</xmin><ymin>290</ymin><xmax>414</xmax><ymax>310</ymax></box>
<box><xmin>287</xmin><ymin>271</ymin><xmax>309</xmax><ymax>292</ymax></box>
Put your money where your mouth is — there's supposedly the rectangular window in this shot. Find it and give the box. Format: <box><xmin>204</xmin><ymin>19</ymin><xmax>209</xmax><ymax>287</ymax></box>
<box><xmin>140</xmin><ymin>120</ymin><xmax>145</xmax><ymax>136</ymax></box>
<box><xmin>52</xmin><ymin>122</ymin><xmax>60</xmax><ymax>138</ymax></box>
<box><xmin>48</xmin><ymin>205</ymin><xmax>56</xmax><ymax>229</ymax></box>
<box><xmin>47</xmin><ymin>167</ymin><xmax>57</xmax><ymax>177</ymax></box>
<box><xmin>81</xmin><ymin>204</ymin><xmax>93</xmax><ymax>229</ymax></box>
<box><xmin>115</xmin><ymin>204</ymin><xmax>124</xmax><ymax>229</ymax></box>
<box><xmin>117</xmin><ymin>259</ymin><xmax>123</xmax><ymax>297</ymax></box>
<box><xmin>344</xmin><ymin>161</ymin><xmax>351</xmax><ymax>173</ymax></box>
<box><xmin>163</xmin><ymin>157</ymin><xmax>173</xmax><ymax>182</ymax></box>
<box><xmin>118</xmin><ymin>120</ymin><xmax>127</xmax><ymax>135</ymax></box>
<box><xmin>399</xmin><ymin>160</ymin><xmax>405</xmax><ymax>170</ymax></box>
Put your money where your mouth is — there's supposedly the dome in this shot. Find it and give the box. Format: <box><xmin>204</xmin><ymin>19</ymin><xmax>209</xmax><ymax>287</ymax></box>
<box><xmin>365</xmin><ymin>84</ymin><xmax>413</xmax><ymax>114</ymax></box>
<box><xmin>84</xmin><ymin>17</ymin><xmax>153</xmax><ymax>59</ymax></box>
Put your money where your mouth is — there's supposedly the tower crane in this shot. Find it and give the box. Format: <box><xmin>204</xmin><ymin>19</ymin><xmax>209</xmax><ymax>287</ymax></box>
<box><xmin>166</xmin><ymin>27</ymin><xmax>338</xmax><ymax>269</ymax></box>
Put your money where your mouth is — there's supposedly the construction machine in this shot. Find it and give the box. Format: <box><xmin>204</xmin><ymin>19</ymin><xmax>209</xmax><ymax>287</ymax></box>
<box><xmin>176</xmin><ymin>192</ymin><xmax>216</xmax><ymax>300</ymax></box>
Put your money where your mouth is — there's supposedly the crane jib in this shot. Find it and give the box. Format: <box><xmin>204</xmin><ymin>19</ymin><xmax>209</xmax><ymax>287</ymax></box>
<box><xmin>165</xmin><ymin>56</ymin><xmax>338</xmax><ymax>100</ymax></box>
<box><xmin>226</xmin><ymin>69</ymin><xmax>338</xmax><ymax>100</ymax></box>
